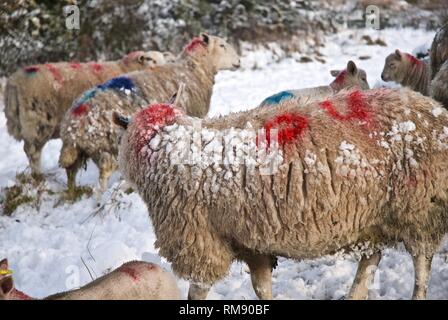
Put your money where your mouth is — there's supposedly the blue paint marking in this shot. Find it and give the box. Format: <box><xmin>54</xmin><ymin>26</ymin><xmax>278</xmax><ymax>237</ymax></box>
<box><xmin>97</xmin><ymin>76</ymin><xmax>135</xmax><ymax>91</ymax></box>
<box><xmin>73</xmin><ymin>76</ymin><xmax>136</xmax><ymax>108</ymax></box>
<box><xmin>73</xmin><ymin>88</ymin><xmax>96</xmax><ymax>107</ymax></box>
<box><xmin>260</xmin><ymin>91</ymin><xmax>294</xmax><ymax>106</ymax></box>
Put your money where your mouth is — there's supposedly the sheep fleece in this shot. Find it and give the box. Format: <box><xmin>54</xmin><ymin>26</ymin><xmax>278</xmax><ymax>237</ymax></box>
<box><xmin>119</xmin><ymin>88</ymin><xmax>448</xmax><ymax>284</ymax></box>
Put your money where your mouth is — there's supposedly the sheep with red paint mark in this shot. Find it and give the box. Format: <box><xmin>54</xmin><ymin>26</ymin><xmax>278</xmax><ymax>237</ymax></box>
<box><xmin>3</xmin><ymin>50</ymin><xmax>171</xmax><ymax>177</ymax></box>
<box><xmin>381</xmin><ymin>49</ymin><xmax>430</xmax><ymax>95</ymax></box>
<box><xmin>260</xmin><ymin>61</ymin><xmax>369</xmax><ymax>106</ymax></box>
<box><xmin>58</xmin><ymin>33</ymin><xmax>240</xmax><ymax>196</ymax></box>
<box><xmin>115</xmin><ymin>86</ymin><xmax>448</xmax><ymax>300</ymax></box>
<box><xmin>0</xmin><ymin>259</ymin><xmax>180</xmax><ymax>300</ymax></box>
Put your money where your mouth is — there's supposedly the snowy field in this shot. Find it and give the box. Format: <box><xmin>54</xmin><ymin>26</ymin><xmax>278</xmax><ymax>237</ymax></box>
<box><xmin>2</xmin><ymin>27</ymin><xmax>448</xmax><ymax>300</ymax></box>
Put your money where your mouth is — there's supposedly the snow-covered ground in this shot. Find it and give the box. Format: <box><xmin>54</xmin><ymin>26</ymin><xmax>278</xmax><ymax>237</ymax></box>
<box><xmin>2</xmin><ymin>28</ymin><xmax>448</xmax><ymax>300</ymax></box>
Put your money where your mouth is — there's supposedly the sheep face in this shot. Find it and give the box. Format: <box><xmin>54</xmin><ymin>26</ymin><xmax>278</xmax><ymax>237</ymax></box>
<box><xmin>203</xmin><ymin>33</ymin><xmax>240</xmax><ymax>71</ymax></box>
<box><xmin>122</xmin><ymin>51</ymin><xmax>166</xmax><ymax>69</ymax></box>
<box><xmin>330</xmin><ymin>60</ymin><xmax>369</xmax><ymax>91</ymax></box>
<box><xmin>162</xmin><ymin>51</ymin><xmax>177</xmax><ymax>64</ymax></box>
<box><xmin>0</xmin><ymin>259</ymin><xmax>13</xmax><ymax>300</ymax></box>
<box><xmin>380</xmin><ymin>49</ymin><xmax>424</xmax><ymax>83</ymax></box>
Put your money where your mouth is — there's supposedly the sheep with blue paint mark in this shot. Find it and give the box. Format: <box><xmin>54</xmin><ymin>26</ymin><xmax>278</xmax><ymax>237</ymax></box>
<box><xmin>260</xmin><ymin>61</ymin><xmax>369</xmax><ymax>107</ymax></box>
<box><xmin>4</xmin><ymin>50</ymin><xmax>170</xmax><ymax>177</ymax></box>
<box><xmin>59</xmin><ymin>33</ymin><xmax>240</xmax><ymax>195</ymax></box>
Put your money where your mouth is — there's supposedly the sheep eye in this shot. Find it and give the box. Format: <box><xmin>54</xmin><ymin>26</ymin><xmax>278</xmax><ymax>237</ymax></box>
<box><xmin>220</xmin><ymin>44</ymin><xmax>226</xmax><ymax>48</ymax></box>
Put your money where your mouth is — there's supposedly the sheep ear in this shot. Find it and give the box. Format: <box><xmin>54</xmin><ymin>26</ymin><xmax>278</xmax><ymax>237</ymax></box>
<box><xmin>137</xmin><ymin>54</ymin><xmax>146</xmax><ymax>64</ymax></box>
<box><xmin>347</xmin><ymin>60</ymin><xmax>357</xmax><ymax>75</ymax></box>
<box><xmin>330</xmin><ymin>70</ymin><xmax>340</xmax><ymax>77</ymax></box>
<box><xmin>113</xmin><ymin>112</ymin><xmax>130</xmax><ymax>130</ymax></box>
<box><xmin>200</xmin><ymin>33</ymin><xmax>210</xmax><ymax>45</ymax></box>
<box><xmin>395</xmin><ymin>49</ymin><xmax>402</xmax><ymax>60</ymax></box>
<box><xmin>0</xmin><ymin>275</ymin><xmax>14</xmax><ymax>296</ymax></box>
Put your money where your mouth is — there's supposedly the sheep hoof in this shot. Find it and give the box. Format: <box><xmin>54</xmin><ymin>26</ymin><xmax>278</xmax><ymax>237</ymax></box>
<box><xmin>31</xmin><ymin>172</ymin><xmax>44</xmax><ymax>183</ymax></box>
<box><xmin>62</xmin><ymin>186</ymin><xmax>93</xmax><ymax>203</ymax></box>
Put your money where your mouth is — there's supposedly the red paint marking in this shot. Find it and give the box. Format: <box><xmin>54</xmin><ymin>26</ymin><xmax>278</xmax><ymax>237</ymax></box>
<box><xmin>89</xmin><ymin>62</ymin><xmax>103</xmax><ymax>73</ymax></box>
<box><xmin>405</xmin><ymin>53</ymin><xmax>423</xmax><ymax>66</ymax></box>
<box><xmin>183</xmin><ymin>37</ymin><xmax>206</xmax><ymax>53</ymax></box>
<box><xmin>44</xmin><ymin>63</ymin><xmax>64</xmax><ymax>86</ymax></box>
<box><xmin>319</xmin><ymin>90</ymin><xmax>371</xmax><ymax>124</ymax></box>
<box><xmin>24</xmin><ymin>66</ymin><xmax>39</xmax><ymax>73</ymax></box>
<box><xmin>330</xmin><ymin>70</ymin><xmax>347</xmax><ymax>90</ymax></box>
<box><xmin>69</xmin><ymin>62</ymin><xmax>82</xmax><ymax>70</ymax></box>
<box><xmin>71</xmin><ymin>104</ymin><xmax>90</xmax><ymax>116</ymax></box>
<box><xmin>11</xmin><ymin>289</ymin><xmax>34</xmax><ymax>300</ymax></box>
<box><xmin>261</xmin><ymin>113</ymin><xmax>309</xmax><ymax>147</ymax></box>
<box><xmin>119</xmin><ymin>266</ymin><xmax>139</xmax><ymax>282</ymax></box>
<box><xmin>133</xmin><ymin>104</ymin><xmax>179</xmax><ymax>154</ymax></box>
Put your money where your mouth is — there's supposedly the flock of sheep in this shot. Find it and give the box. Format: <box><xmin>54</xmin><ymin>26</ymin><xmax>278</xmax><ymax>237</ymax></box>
<box><xmin>1</xmin><ymin>22</ymin><xmax>448</xmax><ymax>300</ymax></box>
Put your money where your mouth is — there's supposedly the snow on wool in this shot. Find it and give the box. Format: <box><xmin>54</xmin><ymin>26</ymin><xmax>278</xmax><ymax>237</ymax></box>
<box><xmin>4</xmin><ymin>51</ymin><xmax>167</xmax><ymax>176</ymax></box>
<box><xmin>4</xmin><ymin>28</ymin><xmax>448</xmax><ymax>300</ymax></box>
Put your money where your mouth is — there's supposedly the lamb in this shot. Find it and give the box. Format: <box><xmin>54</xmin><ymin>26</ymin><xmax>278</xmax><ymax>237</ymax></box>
<box><xmin>0</xmin><ymin>259</ymin><xmax>180</xmax><ymax>300</ymax></box>
<box><xmin>260</xmin><ymin>60</ymin><xmax>369</xmax><ymax>106</ymax></box>
<box><xmin>429</xmin><ymin>23</ymin><xmax>448</xmax><ymax>109</ymax></box>
<box><xmin>381</xmin><ymin>49</ymin><xmax>430</xmax><ymax>95</ymax></box>
<box><xmin>59</xmin><ymin>33</ymin><xmax>240</xmax><ymax>195</ymax></box>
<box><xmin>116</xmin><ymin>86</ymin><xmax>448</xmax><ymax>300</ymax></box>
<box><xmin>4</xmin><ymin>50</ymin><xmax>169</xmax><ymax>177</ymax></box>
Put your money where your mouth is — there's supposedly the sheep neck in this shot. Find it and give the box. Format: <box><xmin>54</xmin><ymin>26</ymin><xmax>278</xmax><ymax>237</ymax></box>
<box><xmin>401</xmin><ymin>56</ymin><xmax>429</xmax><ymax>95</ymax></box>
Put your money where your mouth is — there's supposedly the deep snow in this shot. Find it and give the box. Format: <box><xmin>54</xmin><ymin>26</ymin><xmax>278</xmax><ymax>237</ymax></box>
<box><xmin>2</xmin><ymin>28</ymin><xmax>448</xmax><ymax>300</ymax></box>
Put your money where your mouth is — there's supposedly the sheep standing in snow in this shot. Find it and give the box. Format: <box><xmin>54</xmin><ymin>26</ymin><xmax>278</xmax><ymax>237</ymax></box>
<box><xmin>260</xmin><ymin>60</ymin><xmax>369</xmax><ymax>106</ymax></box>
<box><xmin>429</xmin><ymin>23</ymin><xmax>448</xmax><ymax>109</ymax></box>
<box><xmin>116</xmin><ymin>87</ymin><xmax>448</xmax><ymax>300</ymax></box>
<box><xmin>4</xmin><ymin>51</ymin><xmax>168</xmax><ymax>177</ymax></box>
<box><xmin>0</xmin><ymin>259</ymin><xmax>180</xmax><ymax>300</ymax></box>
<box><xmin>381</xmin><ymin>50</ymin><xmax>430</xmax><ymax>95</ymax></box>
<box><xmin>59</xmin><ymin>33</ymin><xmax>240</xmax><ymax>195</ymax></box>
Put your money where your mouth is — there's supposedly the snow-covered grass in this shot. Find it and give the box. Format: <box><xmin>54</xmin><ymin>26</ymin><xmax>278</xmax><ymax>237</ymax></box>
<box><xmin>2</xmin><ymin>28</ymin><xmax>448</xmax><ymax>300</ymax></box>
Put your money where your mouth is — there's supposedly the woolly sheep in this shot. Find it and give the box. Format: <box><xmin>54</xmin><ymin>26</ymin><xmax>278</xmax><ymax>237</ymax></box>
<box><xmin>0</xmin><ymin>259</ymin><xmax>180</xmax><ymax>300</ymax></box>
<box><xmin>381</xmin><ymin>49</ymin><xmax>430</xmax><ymax>95</ymax></box>
<box><xmin>116</xmin><ymin>87</ymin><xmax>448</xmax><ymax>300</ymax></box>
<box><xmin>59</xmin><ymin>33</ymin><xmax>240</xmax><ymax>196</ymax></box>
<box><xmin>260</xmin><ymin>60</ymin><xmax>369</xmax><ymax>106</ymax></box>
<box><xmin>429</xmin><ymin>23</ymin><xmax>448</xmax><ymax>109</ymax></box>
<box><xmin>4</xmin><ymin>50</ymin><xmax>169</xmax><ymax>177</ymax></box>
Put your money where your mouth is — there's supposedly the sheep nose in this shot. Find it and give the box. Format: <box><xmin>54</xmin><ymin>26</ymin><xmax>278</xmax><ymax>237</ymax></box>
<box><xmin>381</xmin><ymin>74</ymin><xmax>385</xmax><ymax>81</ymax></box>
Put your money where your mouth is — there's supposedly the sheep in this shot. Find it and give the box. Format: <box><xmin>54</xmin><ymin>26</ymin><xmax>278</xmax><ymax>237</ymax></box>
<box><xmin>381</xmin><ymin>49</ymin><xmax>430</xmax><ymax>95</ymax></box>
<box><xmin>430</xmin><ymin>60</ymin><xmax>448</xmax><ymax>109</ymax></box>
<box><xmin>0</xmin><ymin>259</ymin><xmax>180</xmax><ymax>300</ymax></box>
<box><xmin>429</xmin><ymin>22</ymin><xmax>448</xmax><ymax>80</ymax></box>
<box><xmin>115</xmin><ymin>86</ymin><xmax>448</xmax><ymax>300</ymax></box>
<box><xmin>59</xmin><ymin>33</ymin><xmax>240</xmax><ymax>196</ymax></box>
<box><xmin>260</xmin><ymin>60</ymin><xmax>369</xmax><ymax>106</ymax></box>
<box><xmin>429</xmin><ymin>23</ymin><xmax>448</xmax><ymax>109</ymax></box>
<box><xmin>3</xmin><ymin>50</ymin><xmax>169</xmax><ymax>177</ymax></box>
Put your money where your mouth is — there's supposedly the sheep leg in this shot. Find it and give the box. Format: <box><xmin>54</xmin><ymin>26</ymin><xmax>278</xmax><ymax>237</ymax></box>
<box><xmin>245</xmin><ymin>254</ymin><xmax>275</xmax><ymax>300</ymax></box>
<box><xmin>347</xmin><ymin>252</ymin><xmax>381</xmax><ymax>300</ymax></box>
<box><xmin>187</xmin><ymin>283</ymin><xmax>211</xmax><ymax>300</ymax></box>
<box><xmin>66</xmin><ymin>166</ymin><xmax>78</xmax><ymax>194</ymax></box>
<box><xmin>96</xmin><ymin>155</ymin><xmax>117</xmax><ymax>200</ymax></box>
<box><xmin>24</xmin><ymin>140</ymin><xmax>43</xmax><ymax>179</ymax></box>
<box><xmin>411</xmin><ymin>254</ymin><xmax>433</xmax><ymax>300</ymax></box>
